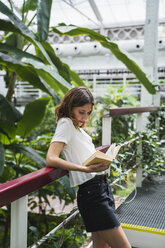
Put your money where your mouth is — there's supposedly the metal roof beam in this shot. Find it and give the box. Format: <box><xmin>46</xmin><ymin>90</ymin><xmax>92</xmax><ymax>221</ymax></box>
<box><xmin>88</xmin><ymin>0</ymin><xmax>103</xmax><ymax>23</ymax></box>
<box><xmin>62</xmin><ymin>0</ymin><xmax>99</xmax><ymax>26</ymax></box>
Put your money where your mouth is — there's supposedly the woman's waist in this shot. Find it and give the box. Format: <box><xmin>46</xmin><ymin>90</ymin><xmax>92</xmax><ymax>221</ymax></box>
<box><xmin>78</xmin><ymin>173</ymin><xmax>108</xmax><ymax>189</ymax></box>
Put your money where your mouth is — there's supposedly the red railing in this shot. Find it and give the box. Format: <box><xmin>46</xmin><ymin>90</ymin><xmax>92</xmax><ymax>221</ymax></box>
<box><xmin>109</xmin><ymin>106</ymin><xmax>159</xmax><ymax>117</ymax></box>
<box><xmin>0</xmin><ymin>105</ymin><xmax>160</xmax><ymax>248</ymax></box>
<box><xmin>0</xmin><ymin>106</ymin><xmax>159</xmax><ymax>208</ymax></box>
<box><xmin>0</xmin><ymin>168</ymin><xmax>67</xmax><ymax>208</ymax></box>
<box><xmin>0</xmin><ymin>146</ymin><xmax>110</xmax><ymax>208</ymax></box>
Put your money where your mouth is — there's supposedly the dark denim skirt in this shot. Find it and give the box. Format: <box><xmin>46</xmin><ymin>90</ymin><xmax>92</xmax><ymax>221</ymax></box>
<box><xmin>77</xmin><ymin>174</ymin><xmax>120</xmax><ymax>232</ymax></box>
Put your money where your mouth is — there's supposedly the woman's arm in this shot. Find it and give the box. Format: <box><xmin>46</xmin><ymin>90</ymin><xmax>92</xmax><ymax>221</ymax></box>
<box><xmin>46</xmin><ymin>142</ymin><xmax>109</xmax><ymax>173</ymax></box>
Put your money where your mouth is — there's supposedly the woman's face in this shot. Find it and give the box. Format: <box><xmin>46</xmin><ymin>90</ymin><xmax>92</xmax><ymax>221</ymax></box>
<box><xmin>72</xmin><ymin>103</ymin><xmax>92</xmax><ymax>127</ymax></box>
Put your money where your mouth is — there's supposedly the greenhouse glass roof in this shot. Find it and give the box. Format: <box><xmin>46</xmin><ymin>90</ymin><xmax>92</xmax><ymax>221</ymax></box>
<box><xmin>1</xmin><ymin>0</ymin><xmax>165</xmax><ymax>29</ymax></box>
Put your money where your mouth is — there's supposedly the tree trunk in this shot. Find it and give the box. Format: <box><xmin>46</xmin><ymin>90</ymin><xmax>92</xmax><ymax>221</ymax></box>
<box><xmin>6</xmin><ymin>71</ymin><xmax>17</xmax><ymax>102</ymax></box>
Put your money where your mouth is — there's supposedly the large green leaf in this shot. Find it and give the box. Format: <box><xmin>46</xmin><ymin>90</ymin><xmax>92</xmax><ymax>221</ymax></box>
<box><xmin>102</xmin><ymin>41</ymin><xmax>155</xmax><ymax>95</ymax></box>
<box><xmin>38</xmin><ymin>76</ymin><xmax>60</xmax><ymax>102</ymax></box>
<box><xmin>37</xmin><ymin>0</ymin><xmax>52</xmax><ymax>41</ymax></box>
<box><xmin>0</xmin><ymin>52</ymin><xmax>60</xmax><ymax>101</ymax></box>
<box><xmin>40</xmin><ymin>41</ymin><xmax>71</xmax><ymax>82</ymax></box>
<box><xmin>0</xmin><ymin>133</ymin><xmax>11</xmax><ymax>145</ymax></box>
<box><xmin>0</xmin><ymin>1</ymin><xmax>51</xmax><ymax>64</ymax></box>
<box><xmin>53</xmin><ymin>24</ymin><xmax>107</xmax><ymax>41</ymax></box>
<box><xmin>21</xmin><ymin>57</ymin><xmax>72</xmax><ymax>91</ymax></box>
<box><xmin>0</xmin><ymin>19</ymin><xmax>21</xmax><ymax>34</ymax></box>
<box><xmin>4</xmin><ymin>33</ymin><xmax>18</xmax><ymax>47</ymax></box>
<box><xmin>0</xmin><ymin>1</ymin><xmax>36</xmax><ymax>40</ymax></box>
<box><xmin>0</xmin><ymin>120</ymin><xmax>16</xmax><ymax>139</ymax></box>
<box><xmin>0</xmin><ymin>43</ymin><xmax>71</xmax><ymax>93</ymax></box>
<box><xmin>0</xmin><ymin>20</ymin><xmax>81</xmax><ymax>92</ymax></box>
<box><xmin>17</xmin><ymin>97</ymin><xmax>50</xmax><ymax>137</ymax></box>
<box><xmin>5</xmin><ymin>161</ymin><xmax>32</xmax><ymax>175</ymax></box>
<box><xmin>0</xmin><ymin>143</ymin><xmax>4</xmax><ymax>175</ymax></box>
<box><xmin>0</xmin><ymin>43</ymin><xmax>42</xmax><ymax>62</ymax></box>
<box><xmin>0</xmin><ymin>94</ymin><xmax>22</xmax><ymax>122</ymax></box>
<box><xmin>8</xmin><ymin>143</ymin><xmax>46</xmax><ymax>167</ymax></box>
<box><xmin>42</xmin><ymin>41</ymin><xmax>85</xmax><ymax>86</ymax></box>
<box><xmin>0</xmin><ymin>121</ymin><xmax>16</xmax><ymax>145</ymax></box>
<box><xmin>0</xmin><ymin>43</ymin><xmax>64</xmax><ymax>93</ymax></box>
<box><xmin>65</xmin><ymin>65</ymin><xmax>86</xmax><ymax>86</ymax></box>
<box><xmin>52</xmin><ymin>24</ymin><xmax>156</xmax><ymax>94</ymax></box>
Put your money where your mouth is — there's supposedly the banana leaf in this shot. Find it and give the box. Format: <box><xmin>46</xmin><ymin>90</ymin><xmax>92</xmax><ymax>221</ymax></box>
<box><xmin>41</xmin><ymin>41</ymin><xmax>86</xmax><ymax>86</ymax></box>
<box><xmin>0</xmin><ymin>94</ymin><xmax>22</xmax><ymax>122</ymax></box>
<box><xmin>38</xmin><ymin>41</ymin><xmax>71</xmax><ymax>82</ymax></box>
<box><xmin>0</xmin><ymin>52</ymin><xmax>60</xmax><ymax>101</ymax></box>
<box><xmin>17</xmin><ymin>97</ymin><xmax>50</xmax><ymax>137</ymax></box>
<box><xmin>0</xmin><ymin>19</ymin><xmax>21</xmax><ymax>34</ymax></box>
<box><xmin>0</xmin><ymin>1</ymin><xmax>51</xmax><ymax>64</ymax></box>
<box><xmin>66</xmin><ymin>66</ymin><xmax>86</xmax><ymax>87</ymax></box>
<box><xmin>7</xmin><ymin>143</ymin><xmax>46</xmax><ymax>167</ymax></box>
<box><xmin>21</xmin><ymin>57</ymin><xmax>71</xmax><ymax>92</ymax></box>
<box><xmin>0</xmin><ymin>43</ymin><xmax>43</xmax><ymax>62</ymax></box>
<box><xmin>0</xmin><ymin>121</ymin><xmax>16</xmax><ymax>140</ymax></box>
<box><xmin>37</xmin><ymin>0</ymin><xmax>52</xmax><ymax>41</ymax></box>
<box><xmin>52</xmin><ymin>24</ymin><xmax>156</xmax><ymax>94</ymax></box>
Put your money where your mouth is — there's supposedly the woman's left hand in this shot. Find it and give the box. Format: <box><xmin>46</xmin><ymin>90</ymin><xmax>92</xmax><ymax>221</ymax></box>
<box><xmin>85</xmin><ymin>162</ymin><xmax>110</xmax><ymax>173</ymax></box>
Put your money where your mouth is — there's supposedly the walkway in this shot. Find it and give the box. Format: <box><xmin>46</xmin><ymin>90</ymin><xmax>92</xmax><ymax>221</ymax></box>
<box><xmin>116</xmin><ymin>174</ymin><xmax>165</xmax><ymax>248</ymax></box>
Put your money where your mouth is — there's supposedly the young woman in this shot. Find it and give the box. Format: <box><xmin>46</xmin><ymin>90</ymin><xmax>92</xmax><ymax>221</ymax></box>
<box><xmin>46</xmin><ymin>86</ymin><xmax>131</xmax><ymax>248</ymax></box>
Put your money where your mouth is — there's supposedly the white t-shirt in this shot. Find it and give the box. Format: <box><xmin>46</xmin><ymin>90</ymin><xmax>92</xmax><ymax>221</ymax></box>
<box><xmin>51</xmin><ymin>117</ymin><xmax>98</xmax><ymax>187</ymax></box>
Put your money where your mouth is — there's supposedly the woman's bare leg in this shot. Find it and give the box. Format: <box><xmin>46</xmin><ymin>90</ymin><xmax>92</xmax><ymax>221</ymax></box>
<box><xmin>92</xmin><ymin>226</ymin><xmax>131</xmax><ymax>248</ymax></box>
<box><xmin>92</xmin><ymin>232</ymin><xmax>109</xmax><ymax>248</ymax></box>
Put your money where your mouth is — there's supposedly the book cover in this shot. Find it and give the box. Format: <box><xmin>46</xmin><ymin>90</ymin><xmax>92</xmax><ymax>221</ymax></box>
<box><xmin>83</xmin><ymin>143</ymin><xmax>121</xmax><ymax>167</ymax></box>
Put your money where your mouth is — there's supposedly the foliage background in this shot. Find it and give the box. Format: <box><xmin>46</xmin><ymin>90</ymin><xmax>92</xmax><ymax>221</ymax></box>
<box><xmin>0</xmin><ymin>0</ymin><xmax>164</xmax><ymax>247</ymax></box>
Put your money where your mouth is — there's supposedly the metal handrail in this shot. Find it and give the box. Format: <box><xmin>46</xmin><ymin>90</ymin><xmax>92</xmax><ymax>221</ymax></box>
<box><xmin>29</xmin><ymin>209</ymin><xmax>79</xmax><ymax>248</ymax></box>
<box><xmin>0</xmin><ymin>105</ymin><xmax>160</xmax><ymax>248</ymax></box>
<box><xmin>109</xmin><ymin>106</ymin><xmax>160</xmax><ymax>117</ymax></box>
<box><xmin>0</xmin><ymin>106</ymin><xmax>157</xmax><ymax>207</ymax></box>
<box><xmin>0</xmin><ymin>168</ymin><xmax>67</xmax><ymax>208</ymax></box>
<box><xmin>0</xmin><ymin>147</ymin><xmax>109</xmax><ymax>208</ymax></box>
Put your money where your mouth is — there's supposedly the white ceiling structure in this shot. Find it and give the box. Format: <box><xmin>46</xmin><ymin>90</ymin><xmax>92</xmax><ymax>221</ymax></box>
<box><xmin>1</xmin><ymin>0</ymin><xmax>165</xmax><ymax>101</ymax></box>
<box><xmin>49</xmin><ymin>0</ymin><xmax>165</xmax><ymax>29</ymax></box>
<box><xmin>1</xmin><ymin>1</ymin><xmax>165</xmax><ymax>74</ymax></box>
<box><xmin>0</xmin><ymin>0</ymin><xmax>165</xmax><ymax>30</ymax></box>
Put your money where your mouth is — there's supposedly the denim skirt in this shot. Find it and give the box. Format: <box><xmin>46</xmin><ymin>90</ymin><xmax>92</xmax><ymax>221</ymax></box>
<box><xmin>77</xmin><ymin>174</ymin><xmax>120</xmax><ymax>232</ymax></box>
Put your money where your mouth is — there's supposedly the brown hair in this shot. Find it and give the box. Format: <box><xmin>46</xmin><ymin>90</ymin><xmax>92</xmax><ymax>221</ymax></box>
<box><xmin>55</xmin><ymin>87</ymin><xmax>94</xmax><ymax>128</ymax></box>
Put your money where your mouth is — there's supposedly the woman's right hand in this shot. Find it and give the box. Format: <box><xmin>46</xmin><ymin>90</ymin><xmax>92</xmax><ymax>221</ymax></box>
<box><xmin>85</xmin><ymin>162</ymin><xmax>110</xmax><ymax>173</ymax></box>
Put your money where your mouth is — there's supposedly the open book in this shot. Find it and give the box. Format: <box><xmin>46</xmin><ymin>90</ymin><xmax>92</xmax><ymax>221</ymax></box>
<box><xmin>83</xmin><ymin>143</ymin><xmax>121</xmax><ymax>167</ymax></box>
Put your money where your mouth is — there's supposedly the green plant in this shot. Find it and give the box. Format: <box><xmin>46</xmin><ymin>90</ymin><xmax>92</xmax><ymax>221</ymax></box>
<box><xmin>27</xmin><ymin>212</ymin><xmax>86</xmax><ymax>248</ymax></box>
<box><xmin>0</xmin><ymin>0</ymin><xmax>86</xmax><ymax>175</ymax></box>
<box><xmin>139</xmin><ymin>129</ymin><xmax>165</xmax><ymax>175</ymax></box>
<box><xmin>0</xmin><ymin>96</ymin><xmax>49</xmax><ymax>175</ymax></box>
<box><xmin>0</xmin><ymin>1</ymin><xmax>161</xmax><ymax>247</ymax></box>
<box><xmin>114</xmin><ymin>129</ymin><xmax>164</xmax><ymax>183</ymax></box>
<box><xmin>114</xmin><ymin>184</ymin><xmax>135</xmax><ymax>197</ymax></box>
<box><xmin>29</xmin><ymin>99</ymin><xmax>56</xmax><ymax>140</ymax></box>
<box><xmin>0</xmin><ymin>1</ymin><xmax>85</xmax><ymax>101</ymax></box>
<box><xmin>87</xmin><ymin>85</ymin><xmax>139</xmax><ymax>147</ymax></box>
<box><xmin>106</xmin><ymin>124</ymin><xmax>164</xmax><ymax>197</ymax></box>
<box><xmin>0</xmin><ymin>96</ymin><xmax>77</xmax><ymax>247</ymax></box>
<box><xmin>147</xmin><ymin>102</ymin><xmax>165</xmax><ymax>146</ymax></box>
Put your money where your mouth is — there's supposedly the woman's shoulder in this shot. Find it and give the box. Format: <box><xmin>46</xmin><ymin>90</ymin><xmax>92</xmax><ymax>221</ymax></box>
<box><xmin>58</xmin><ymin>117</ymin><xmax>74</xmax><ymax>127</ymax></box>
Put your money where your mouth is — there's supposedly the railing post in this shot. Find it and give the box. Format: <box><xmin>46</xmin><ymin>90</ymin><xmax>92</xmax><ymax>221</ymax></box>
<box><xmin>102</xmin><ymin>115</ymin><xmax>112</xmax><ymax>146</ymax></box>
<box><xmin>136</xmin><ymin>113</ymin><xmax>144</xmax><ymax>187</ymax></box>
<box><xmin>93</xmin><ymin>74</ymin><xmax>97</xmax><ymax>96</ymax></box>
<box><xmin>10</xmin><ymin>195</ymin><xmax>28</xmax><ymax>248</ymax></box>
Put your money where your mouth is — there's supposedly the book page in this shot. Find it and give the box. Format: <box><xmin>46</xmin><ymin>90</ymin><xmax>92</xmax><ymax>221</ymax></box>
<box><xmin>106</xmin><ymin>143</ymin><xmax>121</xmax><ymax>159</ymax></box>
